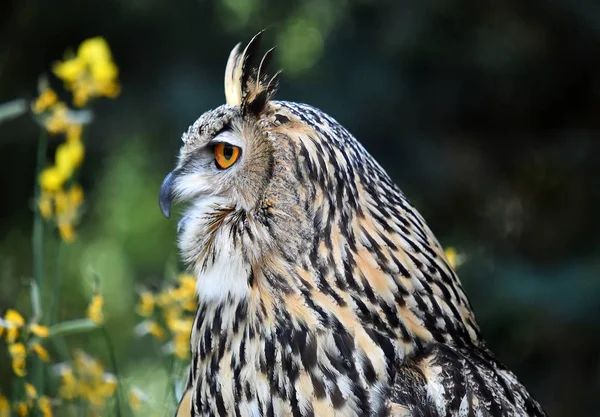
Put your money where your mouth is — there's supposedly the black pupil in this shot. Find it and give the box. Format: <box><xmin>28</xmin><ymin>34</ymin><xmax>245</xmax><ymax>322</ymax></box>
<box><xmin>223</xmin><ymin>144</ymin><xmax>234</xmax><ymax>160</ymax></box>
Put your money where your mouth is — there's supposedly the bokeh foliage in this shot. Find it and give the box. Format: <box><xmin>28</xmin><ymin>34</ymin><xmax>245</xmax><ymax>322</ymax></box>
<box><xmin>1</xmin><ymin>0</ymin><xmax>599</xmax><ymax>416</ymax></box>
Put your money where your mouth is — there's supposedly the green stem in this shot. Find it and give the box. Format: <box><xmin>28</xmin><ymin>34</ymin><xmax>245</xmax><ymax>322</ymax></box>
<box><xmin>31</xmin><ymin>129</ymin><xmax>47</xmax><ymax>398</ymax></box>
<box><xmin>167</xmin><ymin>354</ymin><xmax>178</xmax><ymax>407</ymax></box>
<box><xmin>100</xmin><ymin>327</ymin><xmax>122</xmax><ymax>417</ymax></box>
<box><xmin>49</xmin><ymin>337</ymin><xmax>70</xmax><ymax>363</ymax></box>
<box><xmin>33</xmin><ymin>130</ymin><xmax>47</xmax><ymax>287</ymax></box>
<box><xmin>50</xmin><ymin>241</ymin><xmax>64</xmax><ymax>325</ymax></box>
<box><xmin>78</xmin><ymin>397</ymin><xmax>86</xmax><ymax>417</ymax></box>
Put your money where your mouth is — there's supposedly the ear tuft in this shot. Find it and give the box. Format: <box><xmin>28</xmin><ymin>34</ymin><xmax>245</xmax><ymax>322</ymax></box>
<box><xmin>224</xmin><ymin>31</ymin><xmax>279</xmax><ymax>116</ymax></box>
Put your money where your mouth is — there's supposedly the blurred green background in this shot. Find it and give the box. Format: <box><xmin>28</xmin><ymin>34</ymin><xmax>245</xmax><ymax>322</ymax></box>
<box><xmin>1</xmin><ymin>0</ymin><xmax>599</xmax><ymax>415</ymax></box>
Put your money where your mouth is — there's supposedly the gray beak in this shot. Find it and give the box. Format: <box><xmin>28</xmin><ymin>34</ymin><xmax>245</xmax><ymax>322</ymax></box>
<box><xmin>159</xmin><ymin>171</ymin><xmax>176</xmax><ymax>219</ymax></box>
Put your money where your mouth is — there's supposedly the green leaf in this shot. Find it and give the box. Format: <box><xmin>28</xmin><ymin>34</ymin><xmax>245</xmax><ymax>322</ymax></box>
<box><xmin>30</xmin><ymin>280</ymin><xmax>43</xmax><ymax>323</ymax></box>
<box><xmin>48</xmin><ymin>319</ymin><xmax>99</xmax><ymax>338</ymax></box>
<box><xmin>0</xmin><ymin>98</ymin><xmax>28</xmax><ymax>125</ymax></box>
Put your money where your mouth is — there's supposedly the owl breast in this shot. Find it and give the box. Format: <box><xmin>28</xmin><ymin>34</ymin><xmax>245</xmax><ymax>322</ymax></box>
<box><xmin>189</xmin><ymin>285</ymin><xmax>395</xmax><ymax>417</ymax></box>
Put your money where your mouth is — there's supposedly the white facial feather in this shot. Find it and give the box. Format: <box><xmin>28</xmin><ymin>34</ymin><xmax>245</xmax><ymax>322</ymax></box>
<box><xmin>174</xmin><ymin>172</ymin><xmax>215</xmax><ymax>203</ymax></box>
<box><xmin>195</xmin><ymin>236</ymin><xmax>250</xmax><ymax>303</ymax></box>
<box><xmin>178</xmin><ymin>196</ymin><xmax>251</xmax><ymax>303</ymax></box>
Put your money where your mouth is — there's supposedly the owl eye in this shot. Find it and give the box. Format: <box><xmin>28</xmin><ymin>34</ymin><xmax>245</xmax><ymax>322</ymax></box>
<box><xmin>214</xmin><ymin>143</ymin><xmax>241</xmax><ymax>169</ymax></box>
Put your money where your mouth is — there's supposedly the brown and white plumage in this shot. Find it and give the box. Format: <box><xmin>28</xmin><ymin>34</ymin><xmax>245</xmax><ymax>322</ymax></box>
<box><xmin>159</xmin><ymin>32</ymin><xmax>546</xmax><ymax>417</ymax></box>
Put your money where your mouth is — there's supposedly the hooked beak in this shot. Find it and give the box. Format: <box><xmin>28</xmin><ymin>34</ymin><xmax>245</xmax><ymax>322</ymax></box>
<box><xmin>159</xmin><ymin>171</ymin><xmax>176</xmax><ymax>219</ymax></box>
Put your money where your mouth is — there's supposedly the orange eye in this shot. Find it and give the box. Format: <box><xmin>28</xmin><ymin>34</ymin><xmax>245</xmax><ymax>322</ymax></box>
<box><xmin>214</xmin><ymin>143</ymin><xmax>240</xmax><ymax>169</ymax></box>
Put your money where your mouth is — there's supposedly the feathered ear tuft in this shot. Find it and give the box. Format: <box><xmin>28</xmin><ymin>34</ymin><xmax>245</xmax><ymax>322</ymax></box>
<box><xmin>224</xmin><ymin>31</ymin><xmax>280</xmax><ymax>116</ymax></box>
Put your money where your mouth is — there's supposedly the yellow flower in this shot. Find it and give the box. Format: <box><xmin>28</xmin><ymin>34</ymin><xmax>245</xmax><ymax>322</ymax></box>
<box><xmin>95</xmin><ymin>374</ymin><xmax>117</xmax><ymax>399</ymax></box>
<box><xmin>58</xmin><ymin>223</ymin><xmax>75</xmax><ymax>243</ymax></box>
<box><xmin>55</xmin><ymin>144</ymin><xmax>75</xmax><ymax>177</ymax></box>
<box><xmin>177</xmin><ymin>274</ymin><xmax>198</xmax><ymax>311</ymax></box>
<box><xmin>73</xmin><ymin>349</ymin><xmax>104</xmax><ymax>378</ymax></box>
<box><xmin>128</xmin><ymin>388</ymin><xmax>148</xmax><ymax>412</ymax></box>
<box><xmin>182</xmin><ymin>298</ymin><xmax>197</xmax><ymax>312</ymax></box>
<box><xmin>162</xmin><ymin>307</ymin><xmax>179</xmax><ymax>330</ymax></box>
<box><xmin>5</xmin><ymin>309</ymin><xmax>25</xmax><ymax>324</ymax></box>
<box><xmin>58</xmin><ymin>222</ymin><xmax>77</xmax><ymax>242</ymax></box>
<box><xmin>38</xmin><ymin>99</ymin><xmax>87</xmax><ymax>136</ymax></box>
<box><xmin>39</xmin><ymin>167</ymin><xmax>66</xmax><ymax>193</ymax></box>
<box><xmin>63</xmin><ymin>350</ymin><xmax>118</xmax><ymax>408</ymax></box>
<box><xmin>156</xmin><ymin>288</ymin><xmax>174</xmax><ymax>308</ymax></box>
<box><xmin>155</xmin><ymin>275</ymin><xmax>198</xmax><ymax>313</ymax></box>
<box><xmin>166</xmin><ymin>317</ymin><xmax>193</xmax><ymax>334</ymax></box>
<box><xmin>66</xmin><ymin>138</ymin><xmax>85</xmax><ymax>169</ymax></box>
<box><xmin>47</xmin><ymin>184</ymin><xmax>84</xmax><ymax>243</ymax></box>
<box><xmin>66</xmin><ymin>124</ymin><xmax>82</xmax><ymax>142</ymax></box>
<box><xmin>87</xmin><ymin>295</ymin><xmax>104</xmax><ymax>325</ymax></box>
<box><xmin>134</xmin><ymin>320</ymin><xmax>166</xmax><ymax>341</ymax></box>
<box><xmin>38</xmin><ymin>192</ymin><xmax>54</xmax><ymax>219</ymax></box>
<box><xmin>91</xmin><ymin>60</ymin><xmax>119</xmax><ymax>82</ymax></box>
<box><xmin>53</xmin><ymin>190</ymin><xmax>68</xmax><ymax>214</ymax></box>
<box><xmin>444</xmin><ymin>247</ymin><xmax>466</xmax><ymax>270</ymax></box>
<box><xmin>57</xmin><ymin>366</ymin><xmax>78</xmax><ymax>400</ymax></box>
<box><xmin>0</xmin><ymin>393</ymin><xmax>9</xmax><ymax>417</ymax></box>
<box><xmin>78</xmin><ymin>38</ymin><xmax>113</xmax><ymax>65</ymax></box>
<box><xmin>31</xmin><ymin>342</ymin><xmax>50</xmax><ymax>362</ymax></box>
<box><xmin>53</xmin><ymin>37</ymin><xmax>120</xmax><ymax>107</ymax></box>
<box><xmin>173</xmin><ymin>332</ymin><xmax>190</xmax><ymax>359</ymax></box>
<box><xmin>98</xmin><ymin>79</ymin><xmax>121</xmax><ymax>99</ymax></box>
<box><xmin>166</xmin><ymin>315</ymin><xmax>193</xmax><ymax>359</ymax></box>
<box><xmin>9</xmin><ymin>343</ymin><xmax>27</xmax><ymax>377</ymax></box>
<box><xmin>136</xmin><ymin>291</ymin><xmax>155</xmax><ymax>317</ymax></box>
<box><xmin>137</xmin><ymin>273</ymin><xmax>199</xmax><ymax>360</ymax></box>
<box><xmin>33</xmin><ymin>88</ymin><xmax>58</xmax><ymax>114</ymax></box>
<box><xmin>14</xmin><ymin>402</ymin><xmax>28</xmax><ymax>417</ymax></box>
<box><xmin>55</xmin><ymin>139</ymin><xmax>84</xmax><ymax>177</ymax></box>
<box><xmin>445</xmin><ymin>247</ymin><xmax>457</xmax><ymax>269</ymax></box>
<box><xmin>45</xmin><ymin>102</ymin><xmax>70</xmax><ymax>134</ymax></box>
<box><xmin>67</xmin><ymin>139</ymin><xmax>85</xmax><ymax>168</ymax></box>
<box><xmin>178</xmin><ymin>274</ymin><xmax>196</xmax><ymax>291</ymax></box>
<box><xmin>29</xmin><ymin>323</ymin><xmax>49</xmax><ymax>338</ymax></box>
<box><xmin>25</xmin><ymin>383</ymin><xmax>37</xmax><ymax>400</ymax></box>
<box><xmin>38</xmin><ymin>396</ymin><xmax>53</xmax><ymax>417</ymax></box>
<box><xmin>55</xmin><ymin>185</ymin><xmax>83</xmax><ymax>215</ymax></box>
<box><xmin>53</xmin><ymin>57</ymin><xmax>86</xmax><ymax>84</ymax></box>
<box><xmin>4</xmin><ymin>309</ymin><xmax>25</xmax><ymax>343</ymax></box>
<box><xmin>69</xmin><ymin>184</ymin><xmax>84</xmax><ymax>206</ymax></box>
<box><xmin>72</xmin><ymin>85</ymin><xmax>93</xmax><ymax>108</ymax></box>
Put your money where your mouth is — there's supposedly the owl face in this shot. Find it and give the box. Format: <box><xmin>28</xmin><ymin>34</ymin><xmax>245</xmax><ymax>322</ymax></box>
<box><xmin>160</xmin><ymin>105</ymin><xmax>274</xmax><ymax>220</ymax></box>
<box><xmin>159</xmin><ymin>98</ymin><xmax>317</xmax><ymax>300</ymax></box>
<box><xmin>159</xmin><ymin>32</ymin><xmax>376</xmax><ymax>302</ymax></box>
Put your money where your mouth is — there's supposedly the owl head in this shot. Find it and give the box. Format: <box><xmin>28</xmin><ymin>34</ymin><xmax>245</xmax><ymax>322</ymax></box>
<box><xmin>159</xmin><ymin>32</ymin><xmax>407</xmax><ymax>303</ymax></box>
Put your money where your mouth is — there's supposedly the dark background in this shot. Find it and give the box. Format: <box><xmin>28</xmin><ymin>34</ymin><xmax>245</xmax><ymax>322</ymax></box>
<box><xmin>1</xmin><ymin>0</ymin><xmax>599</xmax><ymax>415</ymax></box>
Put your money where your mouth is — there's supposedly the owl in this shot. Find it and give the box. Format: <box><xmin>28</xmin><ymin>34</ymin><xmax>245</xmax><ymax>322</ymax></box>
<box><xmin>159</xmin><ymin>32</ymin><xmax>546</xmax><ymax>417</ymax></box>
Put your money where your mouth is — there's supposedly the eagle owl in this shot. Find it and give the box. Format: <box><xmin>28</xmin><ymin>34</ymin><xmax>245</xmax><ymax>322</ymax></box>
<box><xmin>159</xmin><ymin>33</ymin><xmax>546</xmax><ymax>417</ymax></box>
